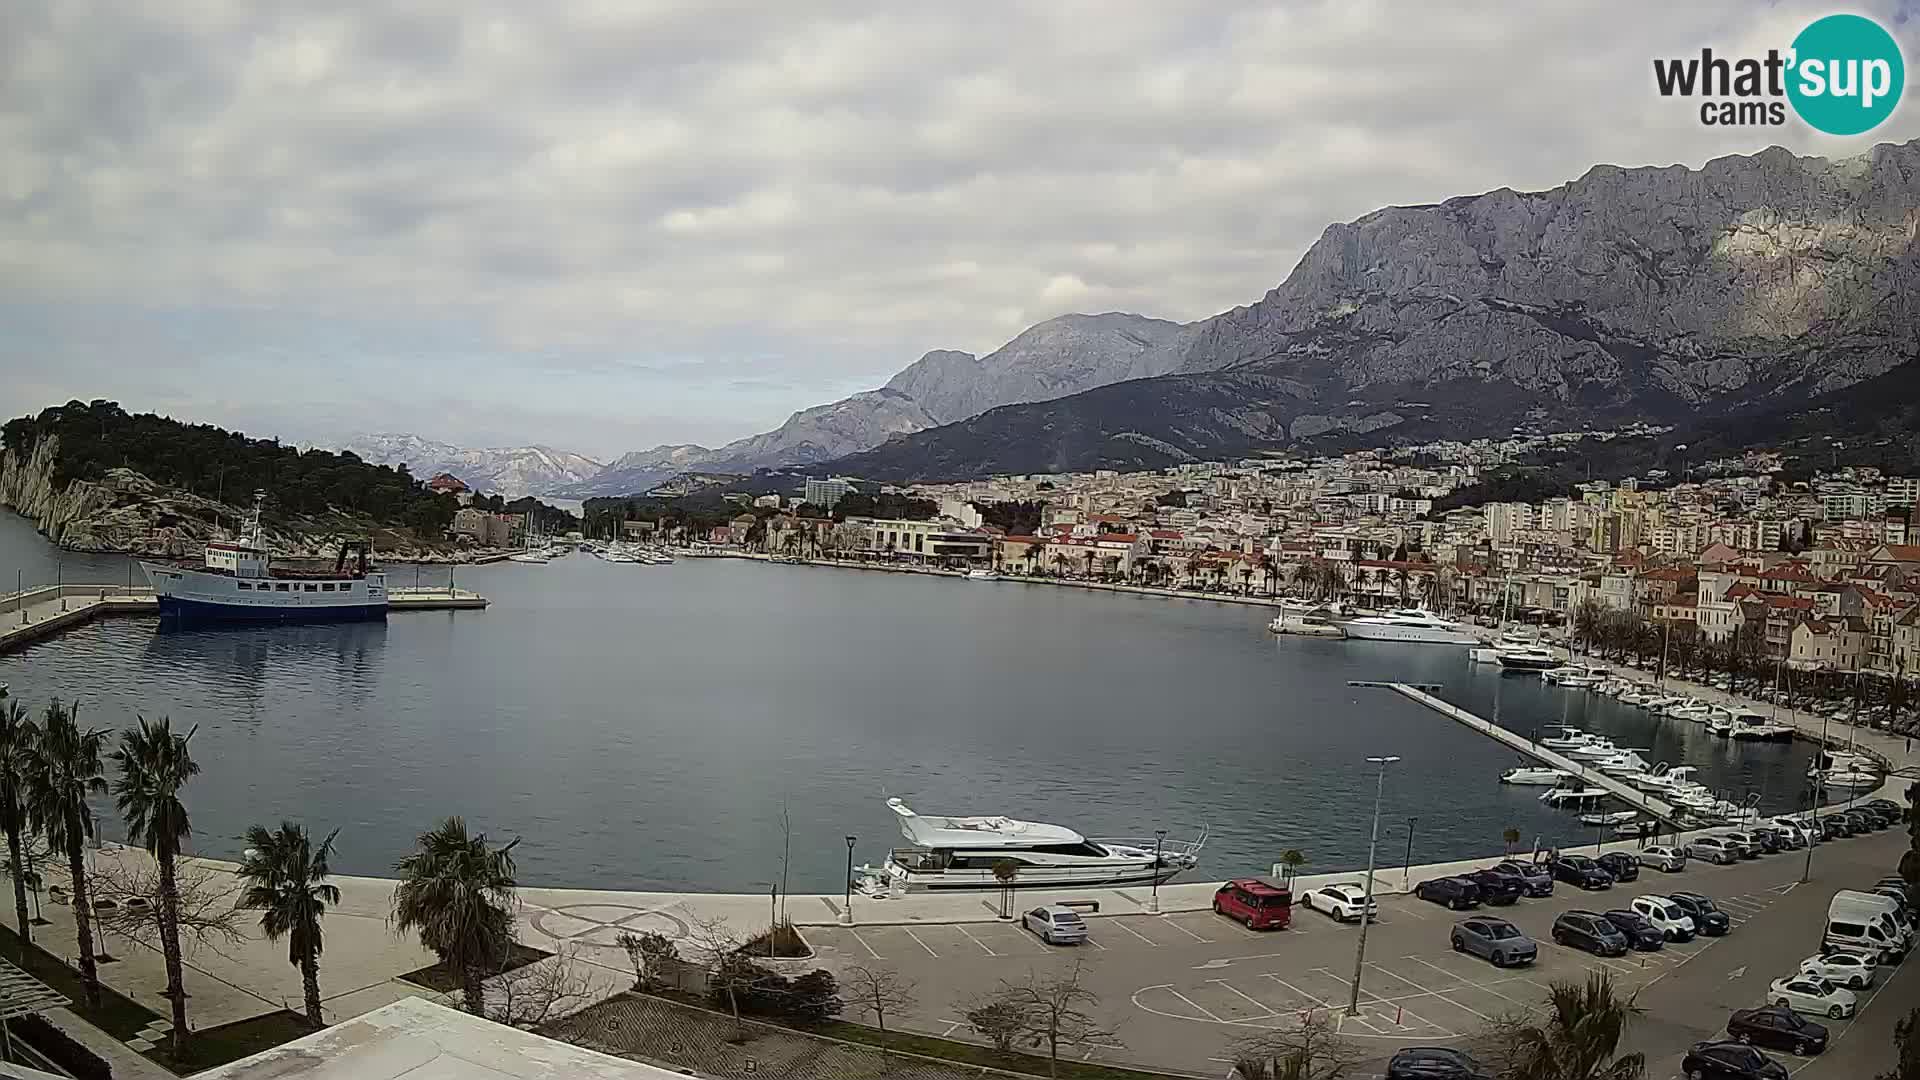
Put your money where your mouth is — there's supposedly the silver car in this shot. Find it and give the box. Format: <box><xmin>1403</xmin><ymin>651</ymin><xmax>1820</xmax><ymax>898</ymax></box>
<box><xmin>1022</xmin><ymin>905</ymin><xmax>1089</xmax><ymax>945</ymax></box>
<box><xmin>1450</xmin><ymin>916</ymin><xmax>1538</xmax><ymax>967</ymax></box>
<box><xmin>1637</xmin><ymin>845</ymin><xmax>1687</xmax><ymax>872</ymax></box>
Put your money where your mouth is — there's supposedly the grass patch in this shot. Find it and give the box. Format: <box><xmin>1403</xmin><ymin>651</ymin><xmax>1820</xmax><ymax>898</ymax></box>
<box><xmin>399</xmin><ymin>942</ymin><xmax>552</xmax><ymax>993</ymax></box>
<box><xmin>0</xmin><ymin>920</ymin><xmax>163</xmax><ymax>1041</ymax></box>
<box><xmin>739</xmin><ymin>920</ymin><xmax>812</xmax><ymax>959</ymax></box>
<box><xmin>815</xmin><ymin>1019</ymin><xmax>1179</xmax><ymax>1080</ymax></box>
<box><xmin>147</xmin><ymin>1009</ymin><xmax>314</xmax><ymax>1074</ymax></box>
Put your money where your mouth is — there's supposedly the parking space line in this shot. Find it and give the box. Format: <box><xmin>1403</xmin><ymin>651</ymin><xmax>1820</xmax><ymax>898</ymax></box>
<box><xmin>1358</xmin><ymin>964</ymin><xmax>1451</xmax><ymax>1032</ymax></box>
<box><xmin>1208</xmin><ymin>979</ymin><xmax>1280</xmax><ymax>1019</ymax></box>
<box><xmin>1082</xmin><ymin>934</ymin><xmax>1107</xmax><ymax>950</ymax></box>
<box><xmin>1163</xmin><ymin>987</ymin><xmax>1226</xmax><ymax>1023</ymax></box>
<box><xmin>954</xmin><ymin>924</ymin><xmax>999</xmax><ymax>956</ymax></box>
<box><xmin>1261</xmin><ymin>974</ymin><xmax>1332</xmax><ymax>1010</ymax></box>
<box><xmin>1110</xmin><ymin>920</ymin><xmax>1160</xmax><ymax>946</ymax></box>
<box><xmin>902</xmin><ymin>927</ymin><xmax>939</xmax><ymax>957</ymax></box>
<box><xmin>1164</xmin><ymin>918</ymin><xmax>1213</xmax><ymax>944</ymax></box>
<box><xmin>1381</xmin><ymin>959</ymin><xmax>1496</xmax><ymax>1022</ymax></box>
<box><xmin>1311</xmin><ymin>967</ymin><xmax>1425</xmax><ymax>1032</ymax></box>
<box><xmin>994</xmin><ymin>925</ymin><xmax>1046</xmax><ymax>953</ymax></box>
<box><xmin>1534</xmin><ymin>941</ymin><xmax>1638</xmax><ymax>978</ymax></box>
<box><xmin>848</xmin><ymin>928</ymin><xmax>883</xmax><ymax>960</ymax></box>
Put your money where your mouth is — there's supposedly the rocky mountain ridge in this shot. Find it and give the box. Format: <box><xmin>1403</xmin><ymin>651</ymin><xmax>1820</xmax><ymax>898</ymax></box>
<box><xmin>828</xmin><ymin>139</ymin><xmax>1920</xmax><ymax>482</ymax></box>
<box><xmin>334</xmin><ymin>434</ymin><xmax>603</xmax><ymax>499</ymax></box>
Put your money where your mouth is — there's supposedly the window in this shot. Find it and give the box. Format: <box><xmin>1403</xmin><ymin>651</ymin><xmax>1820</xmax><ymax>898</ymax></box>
<box><xmin>275</xmin><ymin>583</ymin><xmax>291</xmax><ymax>592</ymax></box>
<box><xmin>304</xmin><ymin>584</ymin><xmax>318</xmax><ymax>592</ymax></box>
<box><xmin>237</xmin><ymin>582</ymin><xmax>251</xmax><ymax>590</ymax></box>
<box><xmin>321</xmin><ymin>583</ymin><xmax>335</xmax><ymax>592</ymax></box>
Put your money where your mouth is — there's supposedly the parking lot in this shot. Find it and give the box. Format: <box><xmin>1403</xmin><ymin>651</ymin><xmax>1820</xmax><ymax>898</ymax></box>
<box><xmin>802</xmin><ymin>827</ymin><xmax>1910</xmax><ymax>1077</ymax></box>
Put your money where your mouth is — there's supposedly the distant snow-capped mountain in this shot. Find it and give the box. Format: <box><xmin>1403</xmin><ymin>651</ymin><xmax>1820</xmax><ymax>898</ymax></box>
<box><xmin>334</xmin><ymin>434</ymin><xmax>603</xmax><ymax>498</ymax></box>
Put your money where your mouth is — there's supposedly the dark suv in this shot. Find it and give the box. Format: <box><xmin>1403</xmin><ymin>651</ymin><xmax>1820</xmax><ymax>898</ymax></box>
<box><xmin>1385</xmin><ymin>1046</ymin><xmax>1492</xmax><ymax>1079</ymax></box>
<box><xmin>1415</xmin><ymin>876</ymin><xmax>1482</xmax><ymax>910</ymax></box>
<box><xmin>1820</xmin><ymin>816</ymin><xmax>1853</xmax><ymax>840</ymax></box>
<box><xmin>1596</xmin><ymin>852</ymin><xmax>1640</xmax><ymax>883</ymax></box>
<box><xmin>1727</xmin><ymin>1006</ymin><xmax>1829</xmax><ymax>1056</ymax></box>
<box><xmin>1551</xmin><ymin>854</ymin><xmax>1615</xmax><ymax>891</ymax></box>
<box><xmin>1464</xmin><ymin>867</ymin><xmax>1523</xmax><ymax>906</ymax></box>
<box><xmin>1492</xmin><ymin>859</ymin><xmax>1553</xmax><ymax>897</ymax></box>
<box><xmin>1552</xmin><ymin>910</ymin><xmax>1629</xmax><ymax>957</ymax></box>
<box><xmin>1668</xmin><ymin>891</ymin><xmax>1731</xmax><ymax>936</ymax></box>
<box><xmin>1601</xmin><ymin>909</ymin><xmax>1665</xmax><ymax>951</ymax></box>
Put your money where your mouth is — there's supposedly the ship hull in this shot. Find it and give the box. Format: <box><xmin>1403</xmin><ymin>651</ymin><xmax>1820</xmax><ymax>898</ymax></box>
<box><xmin>143</xmin><ymin>563</ymin><xmax>388</xmax><ymax>624</ymax></box>
<box><xmin>156</xmin><ymin>595</ymin><xmax>387</xmax><ymax>623</ymax></box>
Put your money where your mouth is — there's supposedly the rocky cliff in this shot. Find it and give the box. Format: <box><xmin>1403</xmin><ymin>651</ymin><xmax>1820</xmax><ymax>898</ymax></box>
<box><xmin>829</xmin><ymin>139</ymin><xmax>1920</xmax><ymax>482</ymax></box>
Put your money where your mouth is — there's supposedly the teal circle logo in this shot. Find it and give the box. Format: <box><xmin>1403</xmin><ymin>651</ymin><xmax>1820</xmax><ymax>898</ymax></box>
<box><xmin>1787</xmin><ymin>14</ymin><xmax>1905</xmax><ymax>135</ymax></box>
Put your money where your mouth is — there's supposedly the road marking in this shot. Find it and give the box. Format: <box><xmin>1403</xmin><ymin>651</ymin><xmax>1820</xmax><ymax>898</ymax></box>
<box><xmin>1727</xmin><ymin>965</ymin><xmax>1748</xmax><ymax>981</ymax></box>
<box><xmin>1082</xmin><ymin>935</ymin><xmax>1107</xmax><ymax>951</ymax></box>
<box><xmin>1163</xmin><ymin>987</ymin><xmax>1226</xmax><ymax>1023</ymax></box>
<box><xmin>1311</xmin><ymin>967</ymin><xmax>1433</xmax><ymax>1032</ymax></box>
<box><xmin>1207</xmin><ymin>979</ymin><xmax>1280</xmax><ymax>1019</ymax></box>
<box><xmin>1111</xmin><ymin>920</ymin><xmax>1160</xmax><ymax>946</ymax></box>
<box><xmin>955</xmin><ymin>924</ymin><xmax>999</xmax><ymax>956</ymax></box>
<box><xmin>1358</xmin><ymin>964</ymin><xmax>1450</xmax><ymax>1032</ymax></box>
<box><xmin>848</xmin><ymin>928</ymin><xmax>883</xmax><ymax>960</ymax></box>
<box><xmin>1194</xmin><ymin>952</ymin><xmax>1291</xmax><ymax>970</ymax></box>
<box><xmin>902</xmin><ymin>927</ymin><xmax>939</xmax><ymax>957</ymax></box>
<box><xmin>1390</xmin><ymin>958</ymin><xmax>1498</xmax><ymax>1020</ymax></box>
<box><xmin>1261</xmin><ymin>974</ymin><xmax>1332</xmax><ymax>1010</ymax></box>
<box><xmin>1164</xmin><ymin>919</ymin><xmax>1213</xmax><ymax>944</ymax></box>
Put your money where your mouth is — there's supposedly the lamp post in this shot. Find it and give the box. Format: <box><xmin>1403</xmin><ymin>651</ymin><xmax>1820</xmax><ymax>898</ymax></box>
<box><xmin>1348</xmin><ymin>754</ymin><xmax>1400</xmax><ymax>1016</ymax></box>
<box><xmin>1149</xmin><ymin>829</ymin><xmax>1167</xmax><ymax>914</ymax></box>
<box><xmin>840</xmin><ymin>836</ymin><xmax>857</xmax><ymax>926</ymax></box>
<box><xmin>1401</xmin><ymin>817</ymin><xmax>1416</xmax><ymax>890</ymax></box>
<box><xmin>1802</xmin><ymin>708</ymin><xmax>1831</xmax><ymax>884</ymax></box>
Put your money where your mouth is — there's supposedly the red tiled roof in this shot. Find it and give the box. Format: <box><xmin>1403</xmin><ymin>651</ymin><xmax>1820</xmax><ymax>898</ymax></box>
<box><xmin>1880</xmin><ymin>545</ymin><xmax>1920</xmax><ymax>562</ymax></box>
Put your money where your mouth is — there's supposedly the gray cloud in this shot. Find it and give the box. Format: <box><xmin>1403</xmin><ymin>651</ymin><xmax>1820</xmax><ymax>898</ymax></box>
<box><xmin>2</xmin><ymin>0</ymin><xmax>1918</xmax><ymax>457</ymax></box>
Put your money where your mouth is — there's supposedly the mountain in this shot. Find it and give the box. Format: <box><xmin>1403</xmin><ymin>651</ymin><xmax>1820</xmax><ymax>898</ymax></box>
<box><xmin>567</xmin><ymin>313</ymin><xmax>1191</xmax><ymax>495</ymax></box>
<box><xmin>335</xmin><ymin>434</ymin><xmax>603</xmax><ymax>498</ymax></box>
<box><xmin>826</xmin><ymin>140</ymin><xmax>1920</xmax><ymax>482</ymax></box>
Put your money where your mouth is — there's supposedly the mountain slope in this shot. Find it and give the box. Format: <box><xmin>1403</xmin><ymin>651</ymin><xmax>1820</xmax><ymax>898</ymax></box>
<box><xmin>336</xmin><ymin>434</ymin><xmax>603</xmax><ymax>498</ymax></box>
<box><xmin>827</xmin><ymin>140</ymin><xmax>1920</xmax><ymax>482</ymax></box>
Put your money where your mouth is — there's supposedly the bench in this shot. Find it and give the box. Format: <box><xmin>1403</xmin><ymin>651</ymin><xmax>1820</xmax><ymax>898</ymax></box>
<box><xmin>1057</xmin><ymin>899</ymin><xmax>1100</xmax><ymax>914</ymax></box>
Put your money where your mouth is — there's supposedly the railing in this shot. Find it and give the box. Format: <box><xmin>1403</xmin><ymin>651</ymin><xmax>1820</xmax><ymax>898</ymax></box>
<box><xmin>0</xmin><ymin>585</ymin><xmax>157</xmax><ymax>617</ymax></box>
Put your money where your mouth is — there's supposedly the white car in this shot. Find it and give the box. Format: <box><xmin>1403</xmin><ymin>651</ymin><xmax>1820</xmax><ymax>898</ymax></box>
<box><xmin>1300</xmin><ymin>882</ymin><xmax>1378</xmax><ymax>922</ymax></box>
<box><xmin>1638</xmin><ymin>846</ymin><xmax>1686</xmax><ymax>872</ymax></box>
<box><xmin>1686</xmin><ymin>837</ymin><xmax>1739</xmax><ymax>865</ymax></box>
<box><xmin>1799</xmin><ymin>951</ymin><xmax>1878</xmax><ymax>990</ymax></box>
<box><xmin>1629</xmin><ymin>895</ymin><xmax>1697</xmax><ymax>941</ymax></box>
<box><xmin>1768</xmin><ymin>975</ymin><xmax>1858</xmax><ymax>1019</ymax></box>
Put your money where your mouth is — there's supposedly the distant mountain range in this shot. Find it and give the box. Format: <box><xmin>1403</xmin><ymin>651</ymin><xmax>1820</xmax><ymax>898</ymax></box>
<box><xmin>333</xmin><ymin>434</ymin><xmax>603</xmax><ymax>499</ymax></box>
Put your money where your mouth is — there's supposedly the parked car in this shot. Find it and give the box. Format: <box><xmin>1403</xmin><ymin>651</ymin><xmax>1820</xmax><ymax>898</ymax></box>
<box><xmin>1863</xmin><ymin>798</ymin><xmax>1905</xmax><ymax>823</ymax></box>
<box><xmin>1602</xmin><ymin>909</ymin><xmax>1666</xmax><ymax>951</ymax></box>
<box><xmin>1668</xmin><ymin>891</ymin><xmax>1732</xmax><ymax>936</ymax></box>
<box><xmin>1385</xmin><ymin>1046</ymin><xmax>1492</xmax><ymax>1079</ymax></box>
<box><xmin>1021</xmin><ymin>905</ymin><xmax>1089</xmax><ymax>945</ymax></box>
<box><xmin>1763</xmin><ymin>825</ymin><xmax>1805</xmax><ymax>851</ymax></box>
<box><xmin>1842</xmin><ymin>808</ymin><xmax>1883</xmax><ymax>833</ymax></box>
<box><xmin>1720</xmin><ymin>831</ymin><xmax>1763</xmax><ymax>858</ymax></box>
<box><xmin>1415</xmin><ymin>876</ymin><xmax>1482</xmax><ymax>910</ymax></box>
<box><xmin>1450</xmin><ymin>916</ymin><xmax>1537</xmax><ymax>968</ymax></box>
<box><xmin>1639</xmin><ymin>845</ymin><xmax>1687</xmax><ymax>872</ymax></box>
<box><xmin>1551</xmin><ymin>910</ymin><xmax>1630</xmax><ymax>957</ymax></box>
<box><xmin>1299</xmin><ymin>882</ymin><xmax>1378</xmax><ymax>923</ymax></box>
<box><xmin>1551</xmin><ymin>854</ymin><xmax>1614</xmax><ymax>890</ymax></box>
<box><xmin>1596</xmin><ymin>852</ymin><xmax>1641</xmax><ymax>883</ymax></box>
<box><xmin>1743</xmin><ymin>828</ymin><xmax>1782</xmax><ymax>854</ymax></box>
<box><xmin>1768</xmin><ymin>975</ymin><xmax>1857</xmax><ymax>1019</ymax></box>
<box><xmin>1464</xmin><ymin>868</ymin><xmax>1523</xmax><ymax>906</ymax></box>
<box><xmin>1628</xmin><ymin>895</ymin><xmax>1696</xmax><ymax>941</ymax></box>
<box><xmin>1819</xmin><ymin>816</ymin><xmax>1854</xmax><ymax>840</ymax></box>
<box><xmin>1688</xmin><ymin>836</ymin><xmax>1741</xmax><ymax>865</ymax></box>
<box><xmin>1726</xmin><ymin>1006</ymin><xmax>1829</xmax><ymax>1056</ymax></box>
<box><xmin>1212</xmin><ymin>879</ymin><xmax>1293</xmax><ymax>930</ymax></box>
<box><xmin>1492</xmin><ymin>859</ymin><xmax>1554</xmax><ymax>897</ymax></box>
<box><xmin>1682</xmin><ymin>1039</ymin><xmax>1790</xmax><ymax>1078</ymax></box>
<box><xmin>1798</xmin><ymin>951</ymin><xmax>1878</xmax><ymax>990</ymax></box>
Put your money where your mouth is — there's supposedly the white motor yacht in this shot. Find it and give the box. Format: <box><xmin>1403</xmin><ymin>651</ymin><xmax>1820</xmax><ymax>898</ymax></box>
<box><xmin>1539</xmin><ymin>727</ymin><xmax>1594</xmax><ymax>751</ymax></box>
<box><xmin>1540</xmin><ymin>784</ymin><xmax>1611</xmax><ymax>807</ymax></box>
<box><xmin>1500</xmin><ymin>765</ymin><xmax>1571</xmax><ymax>786</ymax></box>
<box><xmin>1669</xmin><ymin>701</ymin><xmax>1713</xmax><ymax>724</ymax></box>
<box><xmin>1704</xmin><ymin>709</ymin><xmax>1734</xmax><ymax>737</ymax></box>
<box><xmin>1269</xmin><ymin>611</ymin><xmax>1345</xmax><ymax>637</ymax></box>
<box><xmin>851</xmin><ymin>798</ymin><xmax>1206</xmax><ymax>894</ymax></box>
<box><xmin>1578</xmin><ymin>810</ymin><xmax>1639</xmax><ymax>827</ymax></box>
<box><xmin>1341</xmin><ymin>608</ymin><xmax>1480</xmax><ymax>645</ymax></box>
<box><xmin>1564</xmin><ymin>738</ymin><xmax>1624</xmax><ymax>760</ymax></box>
<box><xmin>966</xmin><ymin>569</ymin><xmax>1000</xmax><ymax>581</ymax></box>
<box><xmin>1496</xmin><ymin>645</ymin><xmax>1563</xmax><ymax>673</ymax></box>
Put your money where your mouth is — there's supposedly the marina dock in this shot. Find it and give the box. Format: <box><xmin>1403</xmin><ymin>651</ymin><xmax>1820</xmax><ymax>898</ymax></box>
<box><xmin>1379</xmin><ymin>680</ymin><xmax>1690</xmax><ymax>828</ymax></box>
<box><xmin>0</xmin><ymin>583</ymin><xmax>488</xmax><ymax>655</ymax></box>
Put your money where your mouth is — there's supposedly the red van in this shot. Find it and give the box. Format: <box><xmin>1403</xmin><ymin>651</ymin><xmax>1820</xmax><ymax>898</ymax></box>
<box><xmin>1213</xmin><ymin>879</ymin><xmax>1293</xmax><ymax>930</ymax></box>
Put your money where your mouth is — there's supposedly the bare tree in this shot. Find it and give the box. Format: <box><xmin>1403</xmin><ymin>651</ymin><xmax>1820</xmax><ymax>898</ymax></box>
<box><xmin>997</xmin><ymin>963</ymin><xmax>1121</xmax><ymax>1077</ymax></box>
<box><xmin>88</xmin><ymin>856</ymin><xmax>245</xmax><ymax>961</ymax></box>
<box><xmin>844</xmin><ymin>965</ymin><xmax>918</xmax><ymax>1063</ymax></box>
<box><xmin>1229</xmin><ymin>1013</ymin><xmax>1361</xmax><ymax>1080</ymax></box>
<box><xmin>964</xmin><ymin>997</ymin><xmax>1025</xmax><ymax>1054</ymax></box>
<box><xmin>685</xmin><ymin>915</ymin><xmax>753</xmax><ymax>1042</ymax></box>
<box><xmin>487</xmin><ymin>945</ymin><xmax>596</xmax><ymax>1029</ymax></box>
<box><xmin>615</xmin><ymin>929</ymin><xmax>679</xmax><ymax>992</ymax></box>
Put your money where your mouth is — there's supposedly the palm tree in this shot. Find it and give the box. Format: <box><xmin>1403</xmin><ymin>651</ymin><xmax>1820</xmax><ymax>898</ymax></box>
<box><xmin>0</xmin><ymin>699</ymin><xmax>37</xmax><ymax>946</ymax></box>
<box><xmin>21</xmin><ymin>699</ymin><xmax>109</xmax><ymax>1009</ymax></box>
<box><xmin>1394</xmin><ymin>566</ymin><xmax>1412</xmax><ymax>605</ymax></box>
<box><xmin>1502</xmin><ymin>827</ymin><xmax>1522</xmax><ymax>856</ymax></box>
<box><xmin>392</xmin><ymin>817</ymin><xmax>520</xmax><ymax>1015</ymax></box>
<box><xmin>1488</xmin><ymin>972</ymin><xmax>1645</xmax><ymax>1080</ymax></box>
<box><xmin>238</xmin><ymin>822</ymin><xmax>341</xmax><ymax>1028</ymax></box>
<box><xmin>1277</xmin><ymin>849</ymin><xmax>1307</xmax><ymax>887</ymax></box>
<box><xmin>111</xmin><ymin>717</ymin><xmax>200</xmax><ymax>1056</ymax></box>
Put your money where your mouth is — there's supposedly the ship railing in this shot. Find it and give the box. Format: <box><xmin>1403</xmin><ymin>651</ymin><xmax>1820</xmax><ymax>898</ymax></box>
<box><xmin>1103</xmin><ymin>826</ymin><xmax>1209</xmax><ymax>861</ymax></box>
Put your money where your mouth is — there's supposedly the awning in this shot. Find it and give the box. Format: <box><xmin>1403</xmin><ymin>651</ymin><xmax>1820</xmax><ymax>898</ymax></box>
<box><xmin>0</xmin><ymin>958</ymin><xmax>67</xmax><ymax>1021</ymax></box>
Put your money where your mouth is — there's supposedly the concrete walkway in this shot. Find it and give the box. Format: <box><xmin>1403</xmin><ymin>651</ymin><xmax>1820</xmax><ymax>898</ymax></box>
<box><xmin>43</xmin><ymin>1007</ymin><xmax>176</xmax><ymax>1080</ymax></box>
<box><xmin>0</xmin><ymin>586</ymin><xmax>155</xmax><ymax>655</ymax></box>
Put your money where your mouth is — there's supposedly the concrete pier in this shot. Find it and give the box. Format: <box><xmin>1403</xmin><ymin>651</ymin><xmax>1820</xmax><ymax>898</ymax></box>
<box><xmin>1382</xmin><ymin>681</ymin><xmax>1690</xmax><ymax>827</ymax></box>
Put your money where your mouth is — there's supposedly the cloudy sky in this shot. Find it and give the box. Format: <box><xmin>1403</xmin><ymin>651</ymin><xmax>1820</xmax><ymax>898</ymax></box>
<box><xmin>3</xmin><ymin>1</ymin><xmax>1918</xmax><ymax>460</ymax></box>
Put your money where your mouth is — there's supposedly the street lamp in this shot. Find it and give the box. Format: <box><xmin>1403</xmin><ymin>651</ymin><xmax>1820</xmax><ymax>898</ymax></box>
<box><xmin>840</xmin><ymin>836</ymin><xmax>857</xmax><ymax>926</ymax></box>
<box><xmin>1149</xmin><ymin>829</ymin><xmax>1167</xmax><ymax>914</ymax></box>
<box><xmin>1803</xmin><ymin>708</ymin><xmax>1832</xmax><ymax>884</ymax></box>
<box><xmin>1349</xmin><ymin>755</ymin><xmax>1400</xmax><ymax>1017</ymax></box>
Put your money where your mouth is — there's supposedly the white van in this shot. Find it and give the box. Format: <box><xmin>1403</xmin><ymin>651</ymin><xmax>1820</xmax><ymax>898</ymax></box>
<box><xmin>1827</xmin><ymin>893</ymin><xmax>1909</xmax><ymax>963</ymax></box>
<box><xmin>1837</xmin><ymin>889</ymin><xmax>1915</xmax><ymax>945</ymax></box>
<box><xmin>1769</xmin><ymin>816</ymin><xmax>1819</xmax><ymax>847</ymax></box>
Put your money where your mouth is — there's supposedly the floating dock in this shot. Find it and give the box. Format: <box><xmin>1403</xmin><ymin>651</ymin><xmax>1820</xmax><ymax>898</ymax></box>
<box><xmin>1369</xmin><ymin>680</ymin><xmax>1689</xmax><ymax>828</ymax></box>
<box><xmin>0</xmin><ymin>583</ymin><xmax>488</xmax><ymax>656</ymax></box>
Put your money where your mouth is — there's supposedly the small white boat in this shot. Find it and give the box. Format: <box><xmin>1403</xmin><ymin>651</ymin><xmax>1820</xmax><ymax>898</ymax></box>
<box><xmin>1496</xmin><ymin>645</ymin><xmax>1563</xmax><ymax>673</ymax></box>
<box><xmin>1578</xmin><ymin>810</ymin><xmax>1639</xmax><ymax>827</ymax></box>
<box><xmin>1500</xmin><ymin>765</ymin><xmax>1571</xmax><ymax>786</ymax></box>
<box><xmin>1268</xmin><ymin>611</ymin><xmax>1345</xmax><ymax>637</ymax></box>
<box><xmin>1540</xmin><ymin>785</ymin><xmax>1612</xmax><ymax>807</ymax></box>
<box><xmin>1539</xmin><ymin>727</ymin><xmax>1593</xmax><ymax>751</ymax></box>
<box><xmin>1670</xmin><ymin>702</ymin><xmax>1713</xmax><ymax>724</ymax></box>
<box><xmin>966</xmin><ymin>569</ymin><xmax>1000</xmax><ymax>581</ymax></box>
<box><xmin>1564</xmin><ymin>739</ymin><xmax>1624</xmax><ymax>760</ymax></box>
<box><xmin>1817</xmin><ymin>766</ymin><xmax>1882</xmax><ymax>791</ymax></box>
<box><xmin>1705</xmin><ymin>709</ymin><xmax>1734</xmax><ymax>737</ymax></box>
<box><xmin>508</xmin><ymin>550</ymin><xmax>551</xmax><ymax>564</ymax></box>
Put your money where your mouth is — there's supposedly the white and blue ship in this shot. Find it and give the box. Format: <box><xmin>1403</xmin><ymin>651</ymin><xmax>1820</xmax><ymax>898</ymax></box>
<box><xmin>141</xmin><ymin>496</ymin><xmax>387</xmax><ymax>623</ymax></box>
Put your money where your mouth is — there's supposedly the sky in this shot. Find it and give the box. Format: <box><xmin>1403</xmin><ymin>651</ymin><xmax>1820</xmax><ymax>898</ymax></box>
<box><xmin>2</xmin><ymin>1</ymin><xmax>1918</xmax><ymax>461</ymax></box>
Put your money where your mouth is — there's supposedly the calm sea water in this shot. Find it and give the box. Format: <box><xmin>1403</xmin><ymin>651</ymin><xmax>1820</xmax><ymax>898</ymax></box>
<box><xmin>0</xmin><ymin>511</ymin><xmax>1817</xmax><ymax>892</ymax></box>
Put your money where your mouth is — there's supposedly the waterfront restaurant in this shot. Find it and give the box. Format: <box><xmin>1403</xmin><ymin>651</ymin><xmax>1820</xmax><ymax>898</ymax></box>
<box><xmin>862</xmin><ymin>517</ymin><xmax>994</xmax><ymax>564</ymax></box>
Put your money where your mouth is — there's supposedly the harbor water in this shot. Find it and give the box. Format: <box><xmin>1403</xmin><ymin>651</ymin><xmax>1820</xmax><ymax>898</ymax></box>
<box><xmin>0</xmin><ymin>511</ymin><xmax>1818</xmax><ymax>892</ymax></box>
